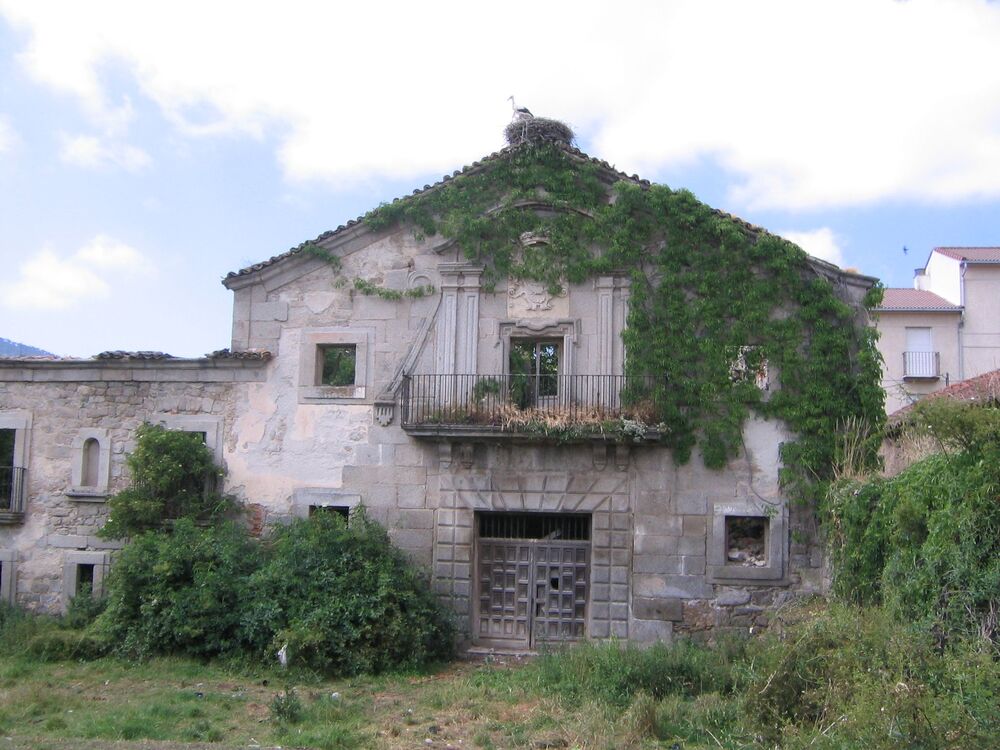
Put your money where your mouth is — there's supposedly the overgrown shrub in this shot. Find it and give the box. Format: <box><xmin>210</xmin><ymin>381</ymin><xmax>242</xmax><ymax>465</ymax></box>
<box><xmin>827</xmin><ymin>400</ymin><xmax>1000</xmax><ymax>643</ymax></box>
<box><xmin>100</xmin><ymin>423</ymin><xmax>233</xmax><ymax>539</ymax></box>
<box><xmin>741</xmin><ymin>604</ymin><xmax>999</xmax><ymax>747</ymax></box>
<box><xmin>240</xmin><ymin>509</ymin><xmax>454</xmax><ymax>675</ymax></box>
<box><xmin>93</xmin><ymin>510</ymin><xmax>453</xmax><ymax>673</ymax></box>
<box><xmin>94</xmin><ymin>519</ymin><xmax>262</xmax><ymax>658</ymax></box>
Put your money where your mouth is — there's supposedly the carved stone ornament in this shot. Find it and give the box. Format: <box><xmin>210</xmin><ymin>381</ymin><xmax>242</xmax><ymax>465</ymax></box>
<box><xmin>507</xmin><ymin>278</ymin><xmax>566</xmax><ymax>312</ymax></box>
<box><xmin>374</xmin><ymin>402</ymin><xmax>394</xmax><ymax>427</ymax></box>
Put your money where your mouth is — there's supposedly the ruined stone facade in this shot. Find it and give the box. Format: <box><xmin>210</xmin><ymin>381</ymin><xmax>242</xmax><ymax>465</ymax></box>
<box><xmin>0</xmin><ymin>145</ymin><xmax>874</xmax><ymax>647</ymax></box>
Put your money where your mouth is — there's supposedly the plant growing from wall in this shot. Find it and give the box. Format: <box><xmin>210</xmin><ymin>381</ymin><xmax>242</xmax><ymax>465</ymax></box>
<box><xmin>360</xmin><ymin>139</ymin><xmax>884</xmax><ymax>496</ymax></box>
<box><xmin>100</xmin><ymin>423</ymin><xmax>233</xmax><ymax>539</ymax></box>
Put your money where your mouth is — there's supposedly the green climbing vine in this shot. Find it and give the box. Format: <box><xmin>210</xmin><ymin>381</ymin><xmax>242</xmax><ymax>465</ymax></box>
<box><xmin>361</xmin><ymin>141</ymin><xmax>884</xmax><ymax>499</ymax></box>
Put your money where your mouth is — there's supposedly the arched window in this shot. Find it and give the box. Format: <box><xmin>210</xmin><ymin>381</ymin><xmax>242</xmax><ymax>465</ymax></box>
<box><xmin>81</xmin><ymin>438</ymin><xmax>100</xmax><ymax>487</ymax></box>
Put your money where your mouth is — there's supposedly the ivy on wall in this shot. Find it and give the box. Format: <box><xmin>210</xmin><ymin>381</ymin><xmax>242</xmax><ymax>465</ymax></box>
<box><xmin>359</xmin><ymin>141</ymin><xmax>884</xmax><ymax>497</ymax></box>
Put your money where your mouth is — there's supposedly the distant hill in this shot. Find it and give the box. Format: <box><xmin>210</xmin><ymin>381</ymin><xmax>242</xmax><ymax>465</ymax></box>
<box><xmin>0</xmin><ymin>337</ymin><xmax>55</xmax><ymax>357</ymax></box>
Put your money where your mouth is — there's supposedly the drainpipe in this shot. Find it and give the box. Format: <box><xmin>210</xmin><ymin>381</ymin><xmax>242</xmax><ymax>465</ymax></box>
<box><xmin>958</xmin><ymin>261</ymin><xmax>967</xmax><ymax>381</ymax></box>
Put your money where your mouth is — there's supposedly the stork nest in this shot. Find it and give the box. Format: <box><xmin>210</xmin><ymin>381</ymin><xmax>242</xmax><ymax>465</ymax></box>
<box><xmin>504</xmin><ymin>117</ymin><xmax>575</xmax><ymax>147</ymax></box>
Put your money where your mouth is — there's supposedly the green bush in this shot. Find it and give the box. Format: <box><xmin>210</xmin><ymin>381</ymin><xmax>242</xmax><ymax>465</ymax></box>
<box><xmin>741</xmin><ymin>604</ymin><xmax>999</xmax><ymax>747</ymax></box>
<box><xmin>240</xmin><ymin>509</ymin><xmax>454</xmax><ymax>674</ymax></box>
<box><xmin>63</xmin><ymin>588</ymin><xmax>107</xmax><ymax>630</ymax></box>
<box><xmin>94</xmin><ymin>519</ymin><xmax>262</xmax><ymax>658</ymax></box>
<box><xmin>827</xmin><ymin>403</ymin><xmax>1000</xmax><ymax>643</ymax></box>
<box><xmin>100</xmin><ymin>423</ymin><xmax>233</xmax><ymax>539</ymax></box>
<box><xmin>94</xmin><ymin>510</ymin><xmax>453</xmax><ymax>674</ymax></box>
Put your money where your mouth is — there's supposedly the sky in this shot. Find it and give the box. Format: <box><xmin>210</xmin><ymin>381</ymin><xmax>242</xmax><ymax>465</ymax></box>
<box><xmin>1</xmin><ymin>0</ymin><xmax>999</xmax><ymax>358</ymax></box>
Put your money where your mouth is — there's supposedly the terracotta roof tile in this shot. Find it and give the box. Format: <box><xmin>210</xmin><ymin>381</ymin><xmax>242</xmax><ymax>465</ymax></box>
<box><xmin>934</xmin><ymin>247</ymin><xmax>1000</xmax><ymax>262</ymax></box>
<box><xmin>876</xmin><ymin>289</ymin><xmax>961</xmax><ymax>311</ymax></box>
<box><xmin>890</xmin><ymin>369</ymin><xmax>1000</xmax><ymax>422</ymax></box>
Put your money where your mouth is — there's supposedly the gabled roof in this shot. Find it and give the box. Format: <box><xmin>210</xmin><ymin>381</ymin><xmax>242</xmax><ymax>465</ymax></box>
<box><xmin>223</xmin><ymin>140</ymin><xmax>776</xmax><ymax>284</ymax></box>
<box><xmin>933</xmin><ymin>247</ymin><xmax>1000</xmax><ymax>263</ymax></box>
<box><xmin>876</xmin><ymin>288</ymin><xmax>962</xmax><ymax>312</ymax></box>
<box><xmin>889</xmin><ymin>369</ymin><xmax>1000</xmax><ymax>422</ymax></box>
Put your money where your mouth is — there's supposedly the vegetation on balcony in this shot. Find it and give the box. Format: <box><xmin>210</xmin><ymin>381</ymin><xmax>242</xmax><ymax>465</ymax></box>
<box><xmin>403</xmin><ymin>373</ymin><xmax>664</xmax><ymax>442</ymax></box>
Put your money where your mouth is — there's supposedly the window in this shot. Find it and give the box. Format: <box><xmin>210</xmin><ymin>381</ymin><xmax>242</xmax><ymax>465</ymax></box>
<box><xmin>298</xmin><ymin>328</ymin><xmax>373</xmax><ymax>403</ymax></box>
<box><xmin>0</xmin><ymin>412</ymin><xmax>30</xmax><ymax>519</ymax></box>
<box><xmin>319</xmin><ymin>344</ymin><xmax>357</xmax><ymax>386</ymax></box>
<box><xmin>309</xmin><ymin>504</ymin><xmax>350</xmax><ymax>520</ymax></box>
<box><xmin>292</xmin><ymin>488</ymin><xmax>360</xmax><ymax>519</ymax></box>
<box><xmin>68</xmin><ymin>428</ymin><xmax>111</xmax><ymax>499</ymax></box>
<box><xmin>725</xmin><ymin>516</ymin><xmax>767</xmax><ymax>567</ymax></box>
<box><xmin>708</xmin><ymin>502</ymin><xmax>785</xmax><ymax>582</ymax></box>
<box><xmin>0</xmin><ymin>550</ymin><xmax>14</xmax><ymax>604</ymax></box>
<box><xmin>62</xmin><ymin>551</ymin><xmax>110</xmax><ymax>607</ymax></box>
<box><xmin>510</xmin><ymin>339</ymin><xmax>561</xmax><ymax>404</ymax></box>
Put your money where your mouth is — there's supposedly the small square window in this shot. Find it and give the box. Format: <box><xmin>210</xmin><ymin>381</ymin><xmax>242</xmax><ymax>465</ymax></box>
<box><xmin>709</xmin><ymin>502</ymin><xmax>785</xmax><ymax>582</ymax></box>
<box><xmin>319</xmin><ymin>345</ymin><xmax>357</xmax><ymax>386</ymax></box>
<box><xmin>725</xmin><ymin>516</ymin><xmax>767</xmax><ymax>567</ymax></box>
<box><xmin>309</xmin><ymin>504</ymin><xmax>350</xmax><ymax>520</ymax></box>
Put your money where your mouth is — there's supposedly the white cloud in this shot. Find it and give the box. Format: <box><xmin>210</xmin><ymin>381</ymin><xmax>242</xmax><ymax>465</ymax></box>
<box><xmin>59</xmin><ymin>133</ymin><xmax>150</xmax><ymax>171</ymax></box>
<box><xmin>74</xmin><ymin>234</ymin><xmax>152</xmax><ymax>271</ymax></box>
<box><xmin>1</xmin><ymin>235</ymin><xmax>153</xmax><ymax>311</ymax></box>
<box><xmin>778</xmin><ymin>228</ymin><xmax>844</xmax><ymax>267</ymax></box>
<box><xmin>3</xmin><ymin>1</ymin><xmax>1000</xmax><ymax>209</ymax></box>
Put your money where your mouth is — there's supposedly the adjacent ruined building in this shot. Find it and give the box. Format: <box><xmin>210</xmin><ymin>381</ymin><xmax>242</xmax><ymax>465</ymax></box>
<box><xmin>0</xmin><ymin>120</ymin><xmax>879</xmax><ymax>647</ymax></box>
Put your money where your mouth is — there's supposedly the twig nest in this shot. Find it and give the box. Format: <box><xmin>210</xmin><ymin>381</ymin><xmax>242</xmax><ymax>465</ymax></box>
<box><xmin>504</xmin><ymin>117</ymin><xmax>575</xmax><ymax>146</ymax></box>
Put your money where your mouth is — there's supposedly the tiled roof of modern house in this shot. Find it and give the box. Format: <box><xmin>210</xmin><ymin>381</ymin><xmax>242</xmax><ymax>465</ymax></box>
<box><xmin>934</xmin><ymin>247</ymin><xmax>1000</xmax><ymax>262</ymax></box>
<box><xmin>890</xmin><ymin>369</ymin><xmax>1000</xmax><ymax>422</ymax></box>
<box><xmin>224</xmin><ymin>139</ymin><xmax>773</xmax><ymax>281</ymax></box>
<box><xmin>876</xmin><ymin>289</ymin><xmax>961</xmax><ymax>311</ymax></box>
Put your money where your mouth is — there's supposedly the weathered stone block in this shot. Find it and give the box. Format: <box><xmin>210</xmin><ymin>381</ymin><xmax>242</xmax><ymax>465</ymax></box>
<box><xmin>715</xmin><ymin>589</ymin><xmax>751</xmax><ymax>607</ymax></box>
<box><xmin>632</xmin><ymin>596</ymin><xmax>683</xmax><ymax>621</ymax></box>
<box><xmin>630</xmin><ymin>618</ymin><xmax>673</xmax><ymax>643</ymax></box>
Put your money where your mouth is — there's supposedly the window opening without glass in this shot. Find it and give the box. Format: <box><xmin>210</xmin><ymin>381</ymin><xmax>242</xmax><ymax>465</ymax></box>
<box><xmin>319</xmin><ymin>344</ymin><xmax>357</xmax><ymax>386</ymax></box>
<box><xmin>725</xmin><ymin>516</ymin><xmax>767</xmax><ymax>567</ymax></box>
<box><xmin>308</xmin><ymin>505</ymin><xmax>350</xmax><ymax>520</ymax></box>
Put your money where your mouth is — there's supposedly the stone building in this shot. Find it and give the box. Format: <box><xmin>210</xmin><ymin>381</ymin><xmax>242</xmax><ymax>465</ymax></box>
<box><xmin>0</xmin><ymin>122</ymin><xmax>878</xmax><ymax>647</ymax></box>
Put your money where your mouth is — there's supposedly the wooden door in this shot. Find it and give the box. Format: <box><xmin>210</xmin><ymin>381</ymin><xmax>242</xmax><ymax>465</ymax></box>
<box><xmin>476</xmin><ymin>528</ymin><xmax>590</xmax><ymax>648</ymax></box>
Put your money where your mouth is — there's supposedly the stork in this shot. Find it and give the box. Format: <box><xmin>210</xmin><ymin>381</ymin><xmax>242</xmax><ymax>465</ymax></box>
<box><xmin>507</xmin><ymin>96</ymin><xmax>534</xmax><ymax>121</ymax></box>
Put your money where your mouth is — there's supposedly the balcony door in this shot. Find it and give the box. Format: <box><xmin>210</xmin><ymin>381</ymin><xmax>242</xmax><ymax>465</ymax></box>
<box><xmin>509</xmin><ymin>339</ymin><xmax>561</xmax><ymax>407</ymax></box>
<box><xmin>904</xmin><ymin>327</ymin><xmax>936</xmax><ymax>378</ymax></box>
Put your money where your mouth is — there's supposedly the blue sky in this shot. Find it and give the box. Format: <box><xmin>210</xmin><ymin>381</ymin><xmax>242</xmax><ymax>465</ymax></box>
<box><xmin>1</xmin><ymin>1</ymin><xmax>999</xmax><ymax>357</ymax></box>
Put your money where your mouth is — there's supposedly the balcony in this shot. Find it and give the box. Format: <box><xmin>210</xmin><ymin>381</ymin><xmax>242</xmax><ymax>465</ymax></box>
<box><xmin>0</xmin><ymin>466</ymin><xmax>26</xmax><ymax>524</ymax></box>
<box><xmin>903</xmin><ymin>351</ymin><xmax>940</xmax><ymax>380</ymax></box>
<box><xmin>400</xmin><ymin>374</ymin><xmax>665</xmax><ymax>442</ymax></box>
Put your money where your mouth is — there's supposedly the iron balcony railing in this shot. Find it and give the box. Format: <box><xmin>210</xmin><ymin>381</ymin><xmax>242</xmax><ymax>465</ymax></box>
<box><xmin>401</xmin><ymin>374</ymin><xmax>665</xmax><ymax>436</ymax></box>
<box><xmin>0</xmin><ymin>466</ymin><xmax>26</xmax><ymax>514</ymax></box>
<box><xmin>903</xmin><ymin>351</ymin><xmax>940</xmax><ymax>379</ymax></box>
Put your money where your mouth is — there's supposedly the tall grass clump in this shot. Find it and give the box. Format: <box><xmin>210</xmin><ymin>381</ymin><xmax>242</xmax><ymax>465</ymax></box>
<box><xmin>528</xmin><ymin>638</ymin><xmax>738</xmax><ymax>708</ymax></box>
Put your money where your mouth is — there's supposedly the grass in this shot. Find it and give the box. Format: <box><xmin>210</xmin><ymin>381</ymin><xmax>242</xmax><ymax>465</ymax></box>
<box><xmin>0</xmin><ymin>602</ymin><xmax>996</xmax><ymax>749</ymax></box>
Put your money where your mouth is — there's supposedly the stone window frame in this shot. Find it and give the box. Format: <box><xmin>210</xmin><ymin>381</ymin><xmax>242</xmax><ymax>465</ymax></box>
<box><xmin>499</xmin><ymin>319</ymin><xmax>578</xmax><ymax>384</ymax></box>
<box><xmin>67</xmin><ymin>428</ymin><xmax>111</xmax><ymax>501</ymax></box>
<box><xmin>0</xmin><ymin>410</ymin><xmax>31</xmax><ymax>468</ymax></box>
<box><xmin>707</xmin><ymin>500</ymin><xmax>786</xmax><ymax>582</ymax></box>
<box><xmin>62</xmin><ymin>550</ymin><xmax>111</xmax><ymax>607</ymax></box>
<box><xmin>291</xmin><ymin>487</ymin><xmax>361</xmax><ymax>519</ymax></box>
<box><xmin>298</xmin><ymin>328</ymin><xmax>373</xmax><ymax>404</ymax></box>
<box><xmin>0</xmin><ymin>549</ymin><xmax>15</xmax><ymax>604</ymax></box>
<box><xmin>151</xmin><ymin>415</ymin><xmax>224</xmax><ymax>466</ymax></box>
